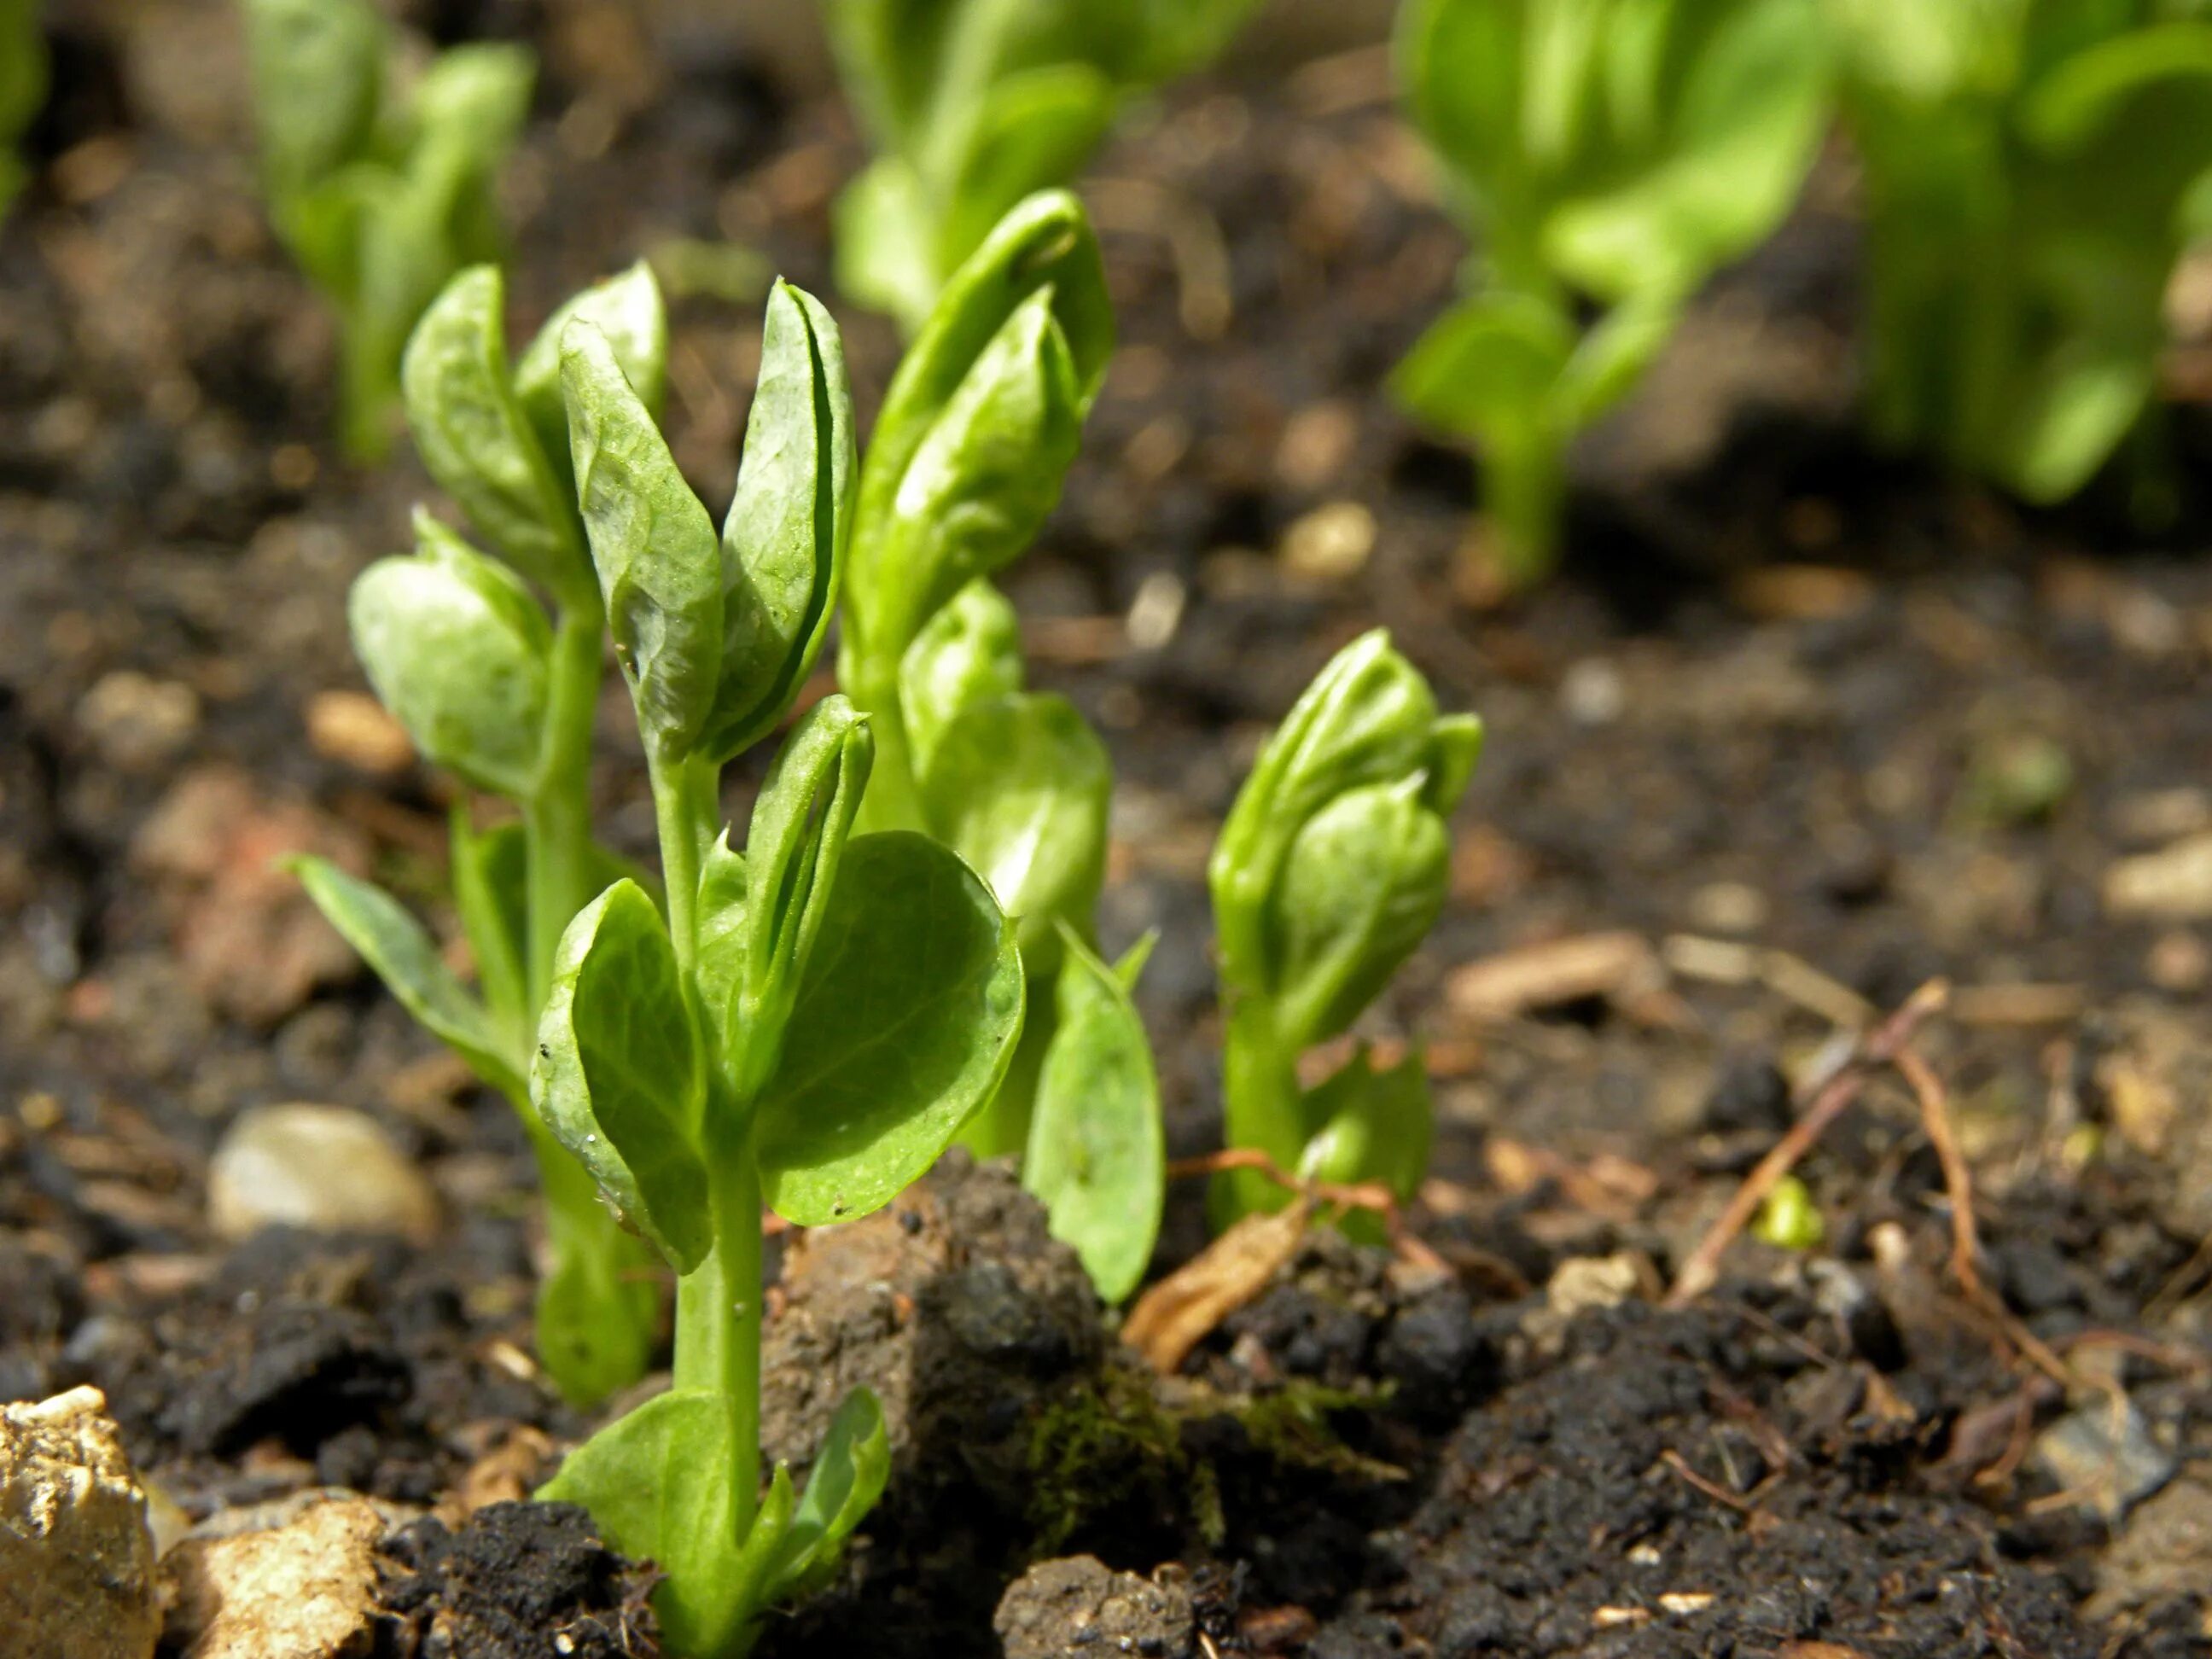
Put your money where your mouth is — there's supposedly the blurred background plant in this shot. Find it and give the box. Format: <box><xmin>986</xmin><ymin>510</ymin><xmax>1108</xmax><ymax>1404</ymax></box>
<box><xmin>823</xmin><ymin>0</ymin><xmax>1266</xmax><ymax>332</ymax></box>
<box><xmin>242</xmin><ymin>0</ymin><xmax>533</xmax><ymax>460</ymax></box>
<box><xmin>0</xmin><ymin>0</ymin><xmax>42</xmax><ymax>219</ymax></box>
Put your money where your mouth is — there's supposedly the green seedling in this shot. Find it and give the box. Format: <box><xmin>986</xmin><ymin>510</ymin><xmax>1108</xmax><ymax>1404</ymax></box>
<box><xmin>242</xmin><ymin>0</ymin><xmax>532</xmax><ymax>458</ymax></box>
<box><xmin>838</xmin><ymin>190</ymin><xmax>1121</xmax><ymax>1164</ymax></box>
<box><xmin>1208</xmin><ymin>631</ymin><xmax>1481</xmax><ymax>1230</ymax></box>
<box><xmin>296</xmin><ymin>262</ymin><xmax>668</xmax><ymax>1407</ymax></box>
<box><xmin>0</xmin><ymin>0</ymin><xmax>44</xmax><ymax>219</ymax></box>
<box><xmin>528</xmin><ymin>281</ymin><xmax>1024</xmax><ymax>1658</ymax></box>
<box><xmin>824</xmin><ymin>0</ymin><xmax>1261</xmax><ymax>330</ymax></box>
<box><xmin>1830</xmin><ymin>0</ymin><xmax>2212</xmax><ymax>506</ymax></box>
<box><xmin>1754</xmin><ymin>1173</ymin><xmax>1825</xmax><ymax>1249</ymax></box>
<box><xmin>1393</xmin><ymin>0</ymin><xmax>1831</xmax><ymax>586</ymax></box>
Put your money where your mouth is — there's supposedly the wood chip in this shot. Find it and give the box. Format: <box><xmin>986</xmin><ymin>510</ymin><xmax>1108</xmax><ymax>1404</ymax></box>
<box><xmin>1949</xmin><ymin>983</ymin><xmax>2087</xmax><ymax>1027</ymax></box>
<box><xmin>1122</xmin><ymin>1203</ymin><xmax>1309</xmax><ymax>1375</ymax></box>
<box><xmin>1446</xmin><ymin>932</ymin><xmax>1659</xmax><ymax>1024</ymax></box>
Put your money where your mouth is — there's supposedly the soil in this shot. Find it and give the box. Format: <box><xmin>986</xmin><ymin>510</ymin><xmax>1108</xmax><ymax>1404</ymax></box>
<box><xmin>4</xmin><ymin>3</ymin><xmax>2212</xmax><ymax>1656</ymax></box>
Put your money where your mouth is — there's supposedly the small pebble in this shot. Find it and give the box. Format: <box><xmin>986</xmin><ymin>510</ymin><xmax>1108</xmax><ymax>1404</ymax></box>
<box><xmin>2104</xmin><ymin>834</ymin><xmax>2212</xmax><ymax>921</ymax></box>
<box><xmin>305</xmin><ymin>690</ymin><xmax>414</xmax><ymax>775</ymax></box>
<box><xmin>207</xmin><ymin>1103</ymin><xmax>439</xmax><ymax>1244</ymax></box>
<box><xmin>0</xmin><ymin>1387</ymin><xmax>160</xmax><ymax>1659</ymax></box>
<box><xmin>1279</xmin><ymin>500</ymin><xmax>1374</xmax><ymax>582</ymax></box>
<box><xmin>78</xmin><ymin>671</ymin><xmax>201</xmax><ymax>771</ymax></box>
<box><xmin>1687</xmin><ymin>881</ymin><xmax>1768</xmax><ymax>935</ymax></box>
<box><xmin>1559</xmin><ymin>659</ymin><xmax>1625</xmax><ymax>726</ymax></box>
<box><xmin>2033</xmin><ymin>1399</ymin><xmax>2174</xmax><ymax>1522</ymax></box>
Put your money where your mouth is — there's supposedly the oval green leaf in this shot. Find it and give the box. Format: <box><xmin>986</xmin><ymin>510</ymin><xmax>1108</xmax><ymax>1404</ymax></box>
<box><xmin>754</xmin><ymin>831</ymin><xmax>1024</xmax><ymax>1226</ymax></box>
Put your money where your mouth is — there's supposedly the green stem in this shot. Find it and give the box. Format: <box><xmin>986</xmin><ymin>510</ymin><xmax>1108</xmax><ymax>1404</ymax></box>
<box><xmin>1484</xmin><ymin>434</ymin><xmax>1566</xmax><ymax>591</ymax></box>
<box><xmin>650</xmin><ymin>752</ymin><xmax>718</xmax><ymax>976</ymax></box>
<box><xmin>1213</xmin><ymin>990</ymin><xmax>1304</xmax><ymax>1229</ymax></box>
<box><xmin>526</xmin><ymin>605</ymin><xmax>606</xmax><ymax>1010</ymax></box>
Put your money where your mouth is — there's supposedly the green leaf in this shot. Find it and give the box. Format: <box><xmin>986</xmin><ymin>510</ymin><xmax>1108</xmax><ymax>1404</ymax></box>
<box><xmin>291</xmin><ymin>857</ymin><xmax>522</xmax><ymax>1097</ymax></box>
<box><xmin>403</xmin><ymin>266</ymin><xmax>590</xmax><ymax>602</ymax></box>
<box><xmin>538</xmin><ymin>1389</ymin><xmax>750</xmax><ymax>1657</ymax></box>
<box><xmin>515</xmin><ymin>262</ymin><xmax>671</xmax><ymax>492</ymax></box>
<box><xmin>1209</xmin><ymin>631</ymin><xmax>1451</xmax><ymax>985</ymax></box>
<box><xmin>349</xmin><ymin>512</ymin><xmax>551</xmax><ymax>800</ymax></box>
<box><xmin>850</xmin><ymin>190</ymin><xmax>1111</xmax><ymax>653</ymax></box>
<box><xmin>899</xmin><ymin>578</ymin><xmax>1026</xmax><ymax>776</ymax></box>
<box><xmin>701</xmin><ymin>282</ymin><xmax>857</xmax><ymax>765</ymax></box>
<box><xmin>449</xmin><ymin>814</ymin><xmax>530</xmax><ymax>1040</ymax></box>
<box><xmin>1270</xmin><ymin>781</ymin><xmax>1452</xmax><ymax>1050</ymax></box>
<box><xmin>917</xmin><ymin>691</ymin><xmax>1110</xmax><ymax>975</ymax></box>
<box><xmin>935</xmin><ymin>65</ymin><xmax>1120</xmax><ymax>285</ymax></box>
<box><xmin>563</xmin><ymin>319</ymin><xmax>723</xmax><ymax>760</ymax></box>
<box><xmin>833</xmin><ymin>158</ymin><xmax>944</xmax><ymax>336</ymax></box>
<box><xmin>855</xmin><ymin>286</ymin><xmax>1086</xmax><ymax>655</ymax></box>
<box><xmin>1390</xmin><ymin>289</ymin><xmax>1575</xmax><ymax>443</ymax></box>
<box><xmin>722</xmin><ymin>697</ymin><xmax>874</xmax><ymax>1097</ymax></box>
<box><xmin>1296</xmin><ymin>1046</ymin><xmax>1433</xmax><ymax>1245</ymax></box>
<box><xmin>1025</xmin><ymin>928</ymin><xmax>1162</xmax><ymax>1303</ymax></box>
<box><xmin>533</xmin><ymin>1217</ymin><xmax>658</xmax><ymax>1409</ymax></box>
<box><xmin>755</xmin><ymin>832</ymin><xmax>1024</xmax><ymax>1225</ymax></box>
<box><xmin>533</xmin><ymin>882</ymin><xmax>711</xmax><ymax>1270</ymax></box>
<box><xmin>242</xmin><ymin>0</ymin><xmax>383</xmax><ymax>203</ymax></box>
<box><xmin>767</xmin><ymin>1387</ymin><xmax>892</xmax><ymax>1599</ymax></box>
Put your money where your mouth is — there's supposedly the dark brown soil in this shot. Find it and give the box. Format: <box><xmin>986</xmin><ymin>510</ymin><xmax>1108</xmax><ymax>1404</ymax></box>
<box><xmin>4</xmin><ymin>3</ymin><xmax>2212</xmax><ymax>1656</ymax></box>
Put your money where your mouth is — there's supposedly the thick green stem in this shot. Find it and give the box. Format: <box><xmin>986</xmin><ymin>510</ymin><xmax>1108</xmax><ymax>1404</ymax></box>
<box><xmin>668</xmin><ymin>1153</ymin><xmax>765</xmax><ymax>1657</ymax></box>
<box><xmin>1483</xmin><ymin>434</ymin><xmax>1566</xmax><ymax>590</ymax></box>
<box><xmin>1213</xmin><ymin>990</ymin><xmax>1304</xmax><ymax>1229</ymax></box>
<box><xmin>521</xmin><ymin>1098</ymin><xmax>656</xmax><ymax>1404</ymax></box>
<box><xmin>650</xmin><ymin>752</ymin><xmax>719</xmax><ymax>976</ymax></box>
<box><xmin>526</xmin><ymin>605</ymin><xmax>606</xmax><ymax>1010</ymax></box>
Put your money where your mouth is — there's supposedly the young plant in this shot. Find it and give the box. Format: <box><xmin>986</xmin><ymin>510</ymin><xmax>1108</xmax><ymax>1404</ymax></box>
<box><xmin>1208</xmin><ymin>631</ymin><xmax>1481</xmax><ymax>1230</ymax></box>
<box><xmin>1393</xmin><ymin>0</ymin><xmax>1831</xmax><ymax>586</ymax></box>
<box><xmin>839</xmin><ymin>190</ymin><xmax>1119</xmax><ymax>1160</ymax></box>
<box><xmin>242</xmin><ymin>0</ymin><xmax>532</xmax><ymax>458</ymax></box>
<box><xmin>530</xmin><ymin>282</ymin><xmax>1025</xmax><ymax>1658</ymax></box>
<box><xmin>0</xmin><ymin>0</ymin><xmax>44</xmax><ymax>219</ymax></box>
<box><xmin>824</xmin><ymin>0</ymin><xmax>1262</xmax><ymax>331</ymax></box>
<box><xmin>295</xmin><ymin>263</ymin><xmax>667</xmax><ymax>1407</ymax></box>
<box><xmin>1830</xmin><ymin>0</ymin><xmax>2212</xmax><ymax>506</ymax></box>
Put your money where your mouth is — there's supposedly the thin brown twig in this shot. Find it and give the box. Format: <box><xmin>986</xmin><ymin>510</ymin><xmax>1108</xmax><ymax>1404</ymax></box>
<box><xmin>1167</xmin><ymin>1147</ymin><xmax>1449</xmax><ymax>1275</ymax></box>
<box><xmin>1892</xmin><ymin>1044</ymin><xmax>1983</xmax><ymax>1296</ymax></box>
<box><xmin>1660</xmin><ymin>1448</ymin><xmax>1776</xmax><ymax>1515</ymax></box>
<box><xmin>1666</xmin><ymin>980</ymin><xmax>1951</xmax><ymax>1307</ymax></box>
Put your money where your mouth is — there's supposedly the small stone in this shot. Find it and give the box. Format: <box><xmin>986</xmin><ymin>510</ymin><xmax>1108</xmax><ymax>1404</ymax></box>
<box><xmin>208</xmin><ymin>1104</ymin><xmax>439</xmax><ymax>1243</ymax></box>
<box><xmin>2146</xmin><ymin>931</ymin><xmax>2209</xmax><ymax>994</ymax></box>
<box><xmin>1687</xmin><ymin>881</ymin><xmax>1768</xmax><ymax>935</ymax></box>
<box><xmin>1545</xmin><ymin>1253</ymin><xmax>1644</xmax><ymax>1319</ymax></box>
<box><xmin>2104</xmin><ymin>834</ymin><xmax>2212</xmax><ymax>922</ymax></box>
<box><xmin>993</xmin><ymin>1556</ymin><xmax>1196</xmax><ymax>1659</ymax></box>
<box><xmin>2087</xmin><ymin>1469</ymin><xmax>2212</xmax><ymax>1621</ymax></box>
<box><xmin>1279</xmin><ymin>500</ymin><xmax>1375</xmax><ymax>582</ymax></box>
<box><xmin>0</xmin><ymin>1386</ymin><xmax>160</xmax><ymax>1659</ymax></box>
<box><xmin>304</xmin><ymin>690</ymin><xmax>414</xmax><ymax>775</ymax></box>
<box><xmin>1560</xmin><ymin>659</ymin><xmax>1625</xmax><ymax>726</ymax></box>
<box><xmin>163</xmin><ymin>1495</ymin><xmax>385</xmax><ymax>1659</ymax></box>
<box><xmin>78</xmin><ymin>671</ymin><xmax>201</xmax><ymax>771</ymax></box>
<box><xmin>2033</xmin><ymin>1399</ymin><xmax>2175</xmax><ymax>1521</ymax></box>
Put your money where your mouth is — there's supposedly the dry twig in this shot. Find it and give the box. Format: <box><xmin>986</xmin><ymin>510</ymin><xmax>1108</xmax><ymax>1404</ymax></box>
<box><xmin>1666</xmin><ymin>980</ymin><xmax>1950</xmax><ymax>1307</ymax></box>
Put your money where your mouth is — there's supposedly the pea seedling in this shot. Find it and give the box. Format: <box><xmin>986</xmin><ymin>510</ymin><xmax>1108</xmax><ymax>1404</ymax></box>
<box><xmin>1208</xmin><ymin>630</ymin><xmax>1481</xmax><ymax>1230</ymax></box>
<box><xmin>1393</xmin><ymin>0</ymin><xmax>1830</xmax><ymax>586</ymax></box>
<box><xmin>530</xmin><ymin>282</ymin><xmax>1025</xmax><ymax>1658</ymax></box>
<box><xmin>1831</xmin><ymin>0</ymin><xmax>2212</xmax><ymax>506</ymax></box>
<box><xmin>295</xmin><ymin>263</ymin><xmax>667</xmax><ymax>1407</ymax></box>
<box><xmin>0</xmin><ymin>0</ymin><xmax>44</xmax><ymax>219</ymax></box>
<box><xmin>837</xmin><ymin>190</ymin><xmax>1118</xmax><ymax>1153</ymax></box>
<box><xmin>824</xmin><ymin>0</ymin><xmax>1261</xmax><ymax>330</ymax></box>
<box><xmin>242</xmin><ymin>0</ymin><xmax>532</xmax><ymax>457</ymax></box>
